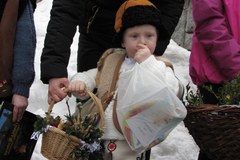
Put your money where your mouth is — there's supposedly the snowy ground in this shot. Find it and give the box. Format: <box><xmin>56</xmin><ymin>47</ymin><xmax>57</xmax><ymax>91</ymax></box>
<box><xmin>28</xmin><ymin>1</ymin><xmax>199</xmax><ymax>159</ymax></box>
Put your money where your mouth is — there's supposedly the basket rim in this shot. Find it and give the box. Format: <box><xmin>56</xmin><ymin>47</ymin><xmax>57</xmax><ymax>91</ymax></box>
<box><xmin>186</xmin><ymin>104</ymin><xmax>240</xmax><ymax>113</ymax></box>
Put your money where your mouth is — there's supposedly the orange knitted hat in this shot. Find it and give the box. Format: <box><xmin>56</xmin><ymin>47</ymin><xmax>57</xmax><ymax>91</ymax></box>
<box><xmin>114</xmin><ymin>0</ymin><xmax>156</xmax><ymax>32</ymax></box>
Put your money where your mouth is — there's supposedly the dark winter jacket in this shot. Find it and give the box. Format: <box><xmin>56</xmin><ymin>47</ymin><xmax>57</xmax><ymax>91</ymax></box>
<box><xmin>0</xmin><ymin>0</ymin><xmax>36</xmax><ymax>98</ymax></box>
<box><xmin>41</xmin><ymin>0</ymin><xmax>184</xmax><ymax>84</ymax></box>
<box><xmin>0</xmin><ymin>0</ymin><xmax>36</xmax><ymax>21</ymax></box>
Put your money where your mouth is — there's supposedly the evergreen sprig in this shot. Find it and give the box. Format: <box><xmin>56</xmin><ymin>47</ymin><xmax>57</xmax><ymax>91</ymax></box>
<box><xmin>203</xmin><ymin>75</ymin><xmax>240</xmax><ymax>105</ymax></box>
<box><xmin>185</xmin><ymin>75</ymin><xmax>240</xmax><ymax>107</ymax></box>
<box><xmin>184</xmin><ymin>83</ymin><xmax>203</xmax><ymax>107</ymax></box>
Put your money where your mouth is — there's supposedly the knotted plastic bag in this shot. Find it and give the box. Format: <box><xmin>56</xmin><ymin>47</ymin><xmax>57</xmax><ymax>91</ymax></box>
<box><xmin>117</xmin><ymin>63</ymin><xmax>187</xmax><ymax>154</ymax></box>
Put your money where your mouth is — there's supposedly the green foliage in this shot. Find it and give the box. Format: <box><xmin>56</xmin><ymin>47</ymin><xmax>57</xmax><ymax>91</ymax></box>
<box><xmin>203</xmin><ymin>76</ymin><xmax>240</xmax><ymax>105</ymax></box>
<box><xmin>185</xmin><ymin>83</ymin><xmax>203</xmax><ymax>107</ymax></box>
<box><xmin>63</xmin><ymin>110</ymin><xmax>103</xmax><ymax>143</ymax></box>
<box><xmin>185</xmin><ymin>76</ymin><xmax>240</xmax><ymax>107</ymax></box>
<box><xmin>66</xmin><ymin>104</ymin><xmax>104</xmax><ymax>159</ymax></box>
<box><xmin>33</xmin><ymin>114</ymin><xmax>61</xmax><ymax>133</ymax></box>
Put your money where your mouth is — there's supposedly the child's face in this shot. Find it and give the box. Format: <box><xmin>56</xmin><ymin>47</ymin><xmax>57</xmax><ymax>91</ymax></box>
<box><xmin>121</xmin><ymin>24</ymin><xmax>158</xmax><ymax>58</ymax></box>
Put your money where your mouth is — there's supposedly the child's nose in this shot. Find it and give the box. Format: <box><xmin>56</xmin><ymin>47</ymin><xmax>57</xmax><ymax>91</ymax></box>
<box><xmin>139</xmin><ymin>37</ymin><xmax>146</xmax><ymax>45</ymax></box>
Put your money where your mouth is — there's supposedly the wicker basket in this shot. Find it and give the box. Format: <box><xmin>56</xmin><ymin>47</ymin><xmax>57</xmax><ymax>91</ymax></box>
<box><xmin>41</xmin><ymin>89</ymin><xmax>105</xmax><ymax>160</ymax></box>
<box><xmin>184</xmin><ymin>104</ymin><xmax>240</xmax><ymax>160</ymax></box>
<box><xmin>41</xmin><ymin>127</ymin><xmax>80</xmax><ymax>160</ymax></box>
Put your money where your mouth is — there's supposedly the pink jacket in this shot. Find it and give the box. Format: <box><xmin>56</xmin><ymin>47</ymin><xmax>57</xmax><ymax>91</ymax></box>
<box><xmin>190</xmin><ymin>0</ymin><xmax>240</xmax><ymax>86</ymax></box>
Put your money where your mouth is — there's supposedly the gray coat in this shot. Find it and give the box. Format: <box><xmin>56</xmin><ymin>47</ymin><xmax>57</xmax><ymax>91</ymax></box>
<box><xmin>172</xmin><ymin>0</ymin><xmax>194</xmax><ymax>51</ymax></box>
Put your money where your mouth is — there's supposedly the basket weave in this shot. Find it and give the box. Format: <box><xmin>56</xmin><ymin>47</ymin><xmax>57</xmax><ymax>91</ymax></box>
<box><xmin>41</xmin><ymin>127</ymin><xmax>80</xmax><ymax>160</ymax></box>
<box><xmin>184</xmin><ymin>104</ymin><xmax>240</xmax><ymax>160</ymax></box>
<box><xmin>41</xmin><ymin>89</ymin><xmax>105</xmax><ymax>160</ymax></box>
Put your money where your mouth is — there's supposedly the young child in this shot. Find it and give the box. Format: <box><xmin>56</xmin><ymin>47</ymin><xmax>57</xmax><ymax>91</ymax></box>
<box><xmin>68</xmin><ymin>0</ymin><xmax>183</xmax><ymax>159</ymax></box>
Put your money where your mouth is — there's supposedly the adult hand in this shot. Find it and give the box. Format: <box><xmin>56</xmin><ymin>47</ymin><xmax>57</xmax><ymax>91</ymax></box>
<box><xmin>48</xmin><ymin>77</ymin><xmax>69</xmax><ymax>104</ymax></box>
<box><xmin>12</xmin><ymin>94</ymin><xmax>28</xmax><ymax>122</ymax></box>
<box><xmin>134</xmin><ymin>44</ymin><xmax>151</xmax><ymax>63</ymax></box>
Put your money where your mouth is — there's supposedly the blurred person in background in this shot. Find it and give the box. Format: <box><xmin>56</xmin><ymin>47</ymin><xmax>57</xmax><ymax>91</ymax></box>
<box><xmin>0</xmin><ymin>0</ymin><xmax>37</xmax><ymax>122</ymax></box>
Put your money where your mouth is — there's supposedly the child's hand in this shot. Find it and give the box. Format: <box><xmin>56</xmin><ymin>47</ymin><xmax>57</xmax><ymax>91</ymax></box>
<box><xmin>134</xmin><ymin>44</ymin><xmax>151</xmax><ymax>63</ymax></box>
<box><xmin>68</xmin><ymin>80</ymin><xmax>87</xmax><ymax>97</ymax></box>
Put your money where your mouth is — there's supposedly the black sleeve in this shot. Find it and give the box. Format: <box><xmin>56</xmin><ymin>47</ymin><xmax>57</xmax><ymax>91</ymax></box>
<box><xmin>40</xmin><ymin>0</ymin><xmax>81</xmax><ymax>84</ymax></box>
<box><xmin>151</xmin><ymin>0</ymin><xmax>184</xmax><ymax>54</ymax></box>
<box><xmin>30</xmin><ymin>0</ymin><xmax>37</xmax><ymax>11</ymax></box>
<box><xmin>152</xmin><ymin>0</ymin><xmax>184</xmax><ymax>36</ymax></box>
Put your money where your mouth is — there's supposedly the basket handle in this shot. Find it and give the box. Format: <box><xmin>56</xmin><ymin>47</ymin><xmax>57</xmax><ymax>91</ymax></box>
<box><xmin>47</xmin><ymin>88</ymin><xmax>105</xmax><ymax>129</ymax></box>
<box><xmin>84</xmin><ymin>89</ymin><xmax>105</xmax><ymax>129</ymax></box>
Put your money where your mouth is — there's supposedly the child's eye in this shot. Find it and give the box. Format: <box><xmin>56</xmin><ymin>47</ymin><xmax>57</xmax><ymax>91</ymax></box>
<box><xmin>130</xmin><ymin>35</ymin><xmax>138</xmax><ymax>38</ymax></box>
<box><xmin>147</xmin><ymin>34</ymin><xmax>153</xmax><ymax>38</ymax></box>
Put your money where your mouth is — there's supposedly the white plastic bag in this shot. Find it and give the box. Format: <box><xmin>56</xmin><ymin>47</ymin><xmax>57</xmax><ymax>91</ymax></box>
<box><xmin>117</xmin><ymin>63</ymin><xmax>187</xmax><ymax>154</ymax></box>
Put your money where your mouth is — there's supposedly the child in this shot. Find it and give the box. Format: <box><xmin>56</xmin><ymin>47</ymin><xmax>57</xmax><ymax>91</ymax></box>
<box><xmin>68</xmin><ymin>0</ymin><xmax>183</xmax><ymax>159</ymax></box>
<box><xmin>40</xmin><ymin>0</ymin><xmax>184</xmax><ymax>104</ymax></box>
